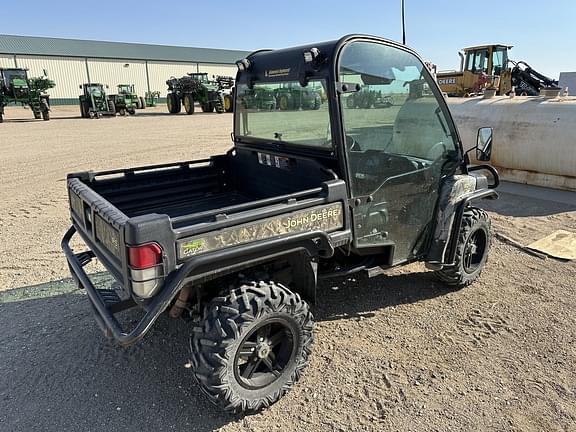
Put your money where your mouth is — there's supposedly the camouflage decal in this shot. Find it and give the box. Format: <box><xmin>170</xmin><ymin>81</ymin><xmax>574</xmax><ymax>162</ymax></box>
<box><xmin>95</xmin><ymin>214</ymin><xmax>121</xmax><ymax>258</ymax></box>
<box><xmin>70</xmin><ymin>192</ymin><xmax>83</xmax><ymax>220</ymax></box>
<box><xmin>427</xmin><ymin>175</ymin><xmax>477</xmax><ymax>263</ymax></box>
<box><xmin>178</xmin><ymin>203</ymin><xmax>344</xmax><ymax>259</ymax></box>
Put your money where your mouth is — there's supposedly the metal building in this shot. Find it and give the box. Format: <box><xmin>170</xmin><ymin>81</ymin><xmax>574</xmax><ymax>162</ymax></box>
<box><xmin>0</xmin><ymin>34</ymin><xmax>249</xmax><ymax>104</ymax></box>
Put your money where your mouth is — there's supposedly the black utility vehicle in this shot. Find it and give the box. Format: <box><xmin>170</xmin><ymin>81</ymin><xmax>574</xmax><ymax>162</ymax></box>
<box><xmin>62</xmin><ymin>35</ymin><xmax>499</xmax><ymax>413</ymax></box>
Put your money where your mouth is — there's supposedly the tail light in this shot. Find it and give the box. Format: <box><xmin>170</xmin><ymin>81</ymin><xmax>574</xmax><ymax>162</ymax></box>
<box><xmin>128</xmin><ymin>243</ymin><xmax>164</xmax><ymax>298</ymax></box>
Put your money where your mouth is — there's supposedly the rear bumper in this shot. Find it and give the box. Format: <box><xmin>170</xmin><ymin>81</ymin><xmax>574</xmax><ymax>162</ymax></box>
<box><xmin>62</xmin><ymin>225</ymin><xmax>334</xmax><ymax>347</ymax></box>
<box><xmin>62</xmin><ymin>226</ymin><xmax>156</xmax><ymax>346</ymax></box>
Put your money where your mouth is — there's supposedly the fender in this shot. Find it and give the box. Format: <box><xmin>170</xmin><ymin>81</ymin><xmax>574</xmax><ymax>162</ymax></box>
<box><xmin>426</xmin><ymin>174</ymin><xmax>498</xmax><ymax>266</ymax></box>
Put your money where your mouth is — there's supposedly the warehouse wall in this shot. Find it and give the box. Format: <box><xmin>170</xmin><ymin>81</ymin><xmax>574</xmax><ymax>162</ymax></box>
<box><xmin>2</xmin><ymin>54</ymin><xmax>237</xmax><ymax>104</ymax></box>
<box><xmin>198</xmin><ymin>63</ymin><xmax>237</xmax><ymax>79</ymax></box>
<box><xmin>16</xmin><ymin>55</ymin><xmax>87</xmax><ymax>101</ymax></box>
<box><xmin>88</xmin><ymin>58</ymin><xmax>148</xmax><ymax>98</ymax></box>
<box><xmin>0</xmin><ymin>54</ymin><xmax>15</xmax><ymax>67</ymax></box>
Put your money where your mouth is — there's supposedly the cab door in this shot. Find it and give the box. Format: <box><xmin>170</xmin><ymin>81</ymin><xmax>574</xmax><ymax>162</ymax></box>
<box><xmin>338</xmin><ymin>40</ymin><xmax>460</xmax><ymax>264</ymax></box>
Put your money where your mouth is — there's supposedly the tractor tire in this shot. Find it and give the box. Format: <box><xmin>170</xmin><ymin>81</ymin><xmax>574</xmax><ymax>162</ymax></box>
<box><xmin>128</xmin><ymin>108</ymin><xmax>136</xmax><ymax>115</ymax></box>
<box><xmin>33</xmin><ymin>111</ymin><xmax>42</xmax><ymax>120</ymax></box>
<box><xmin>190</xmin><ymin>281</ymin><xmax>314</xmax><ymax>413</ymax></box>
<box><xmin>313</xmin><ymin>95</ymin><xmax>321</xmax><ymax>110</ymax></box>
<box><xmin>183</xmin><ymin>94</ymin><xmax>195</xmax><ymax>114</ymax></box>
<box><xmin>41</xmin><ymin>100</ymin><xmax>50</xmax><ymax>121</ymax></box>
<box><xmin>135</xmin><ymin>98</ymin><xmax>142</xmax><ymax>109</ymax></box>
<box><xmin>434</xmin><ymin>207</ymin><xmax>491</xmax><ymax>288</ymax></box>
<box><xmin>0</xmin><ymin>112</ymin><xmax>3</xmax><ymax>123</ymax></box>
<box><xmin>201</xmin><ymin>102</ymin><xmax>213</xmax><ymax>113</ymax></box>
<box><xmin>224</xmin><ymin>94</ymin><xmax>233</xmax><ymax>112</ymax></box>
<box><xmin>361</xmin><ymin>98</ymin><xmax>372</xmax><ymax>109</ymax></box>
<box><xmin>119</xmin><ymin>108</ymin><xmax>126</xmax><ymax>116</ymax></box>
<box><xmin>214</xmin><ymin>96</ymin><xmax>224</xmax><ymax>114</ymax></box>
<box><xmin>139</xmin><ymin>96</ymin><xmax>146</xmax><ymax>109</ymax></box>
<box><xmin>278</xmin><ymin>95</ymin><xmax>291</xmax><ymax>111</ymax></box>
<box><xmin>79</xmin><ymin>97</ymin><xmax>87</xmax><ymax>118</ymax></box>
<box><xmin>167</xmin><ymin>93</ymin><xmax>181</xmax><ymax>114</ymax></box>
<box><xmin>108</xmin><ymin>100</ymin><xmax>116</xmax><ymax>116</ymax></box>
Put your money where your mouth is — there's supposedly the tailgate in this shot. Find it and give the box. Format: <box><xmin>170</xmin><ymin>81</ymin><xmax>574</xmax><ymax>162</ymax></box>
<box><xmin>67</xmin><ymin>175</ymin><xmax>129</xmax><ymax>282</ymax></box>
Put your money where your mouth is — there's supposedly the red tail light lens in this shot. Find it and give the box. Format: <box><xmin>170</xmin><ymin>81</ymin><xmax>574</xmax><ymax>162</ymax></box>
<box><xmin>128</xmin><ymin>243</ymin><xmax>162</xmax><ymax>269</ymax></box>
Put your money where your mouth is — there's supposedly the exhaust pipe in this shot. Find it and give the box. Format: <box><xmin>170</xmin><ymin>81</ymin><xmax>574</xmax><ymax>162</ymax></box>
<box><xmin>169</xmin><ymin>285</ymin><xmax>191</xmax><ymax>318</ymax></box>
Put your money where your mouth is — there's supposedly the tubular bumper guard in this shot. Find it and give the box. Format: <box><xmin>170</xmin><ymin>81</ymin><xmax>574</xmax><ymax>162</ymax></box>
<box><xmin>61</xmin><ymin>226</ymin><xmax>333</xmax><ymax>346</ymax></box>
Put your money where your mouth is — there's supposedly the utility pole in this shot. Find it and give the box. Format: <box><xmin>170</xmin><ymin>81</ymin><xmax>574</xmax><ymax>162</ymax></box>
<box><xmin>401</xmin><ymin>0</ymin><xmax>406</xmax><ymax>45</ymax></box>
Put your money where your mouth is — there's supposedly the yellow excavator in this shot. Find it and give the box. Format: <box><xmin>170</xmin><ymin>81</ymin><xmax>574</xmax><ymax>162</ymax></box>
<box><xmin>437</xmin><ymin>44</ymin><xmax>558</xmax><ymax>97</ymax></box>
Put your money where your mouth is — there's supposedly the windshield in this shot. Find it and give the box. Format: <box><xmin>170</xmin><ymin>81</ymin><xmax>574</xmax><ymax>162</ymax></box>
<box><xmin>339</xmin><ymin>41</ymin><xmax>458</xmax><ymax>161</ymax></box>
<box><xmin>189</xmin><ymin>73</ymin><xmax>209</xmax><ymax>83</ymax></box>
<box><xmin>234</xmin><ymin>79</ymin><xmax>331</xmax><ymax>149</ymax></box>
<box><xmin>3</xmin><ymin>69</ymin><xmax>27</xmax><ymax>83</ymax></box>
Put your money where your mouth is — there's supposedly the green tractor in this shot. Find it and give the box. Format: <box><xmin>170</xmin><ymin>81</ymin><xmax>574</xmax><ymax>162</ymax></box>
<box><xmin>346</xmin><ymin>88</ymin><xmax>393</xmax><ymax>109</ymax></box>
<box><xmin>238</xmin><ymin>86</ymin><xmax>276</xmax><ymax>110</ymax></box>
<box><xmin>0</xmin><ymin>68</ymin><xmax>54</xmax><ymax>123</ymax></box>
<box><xmin>145</xmin><ymin>90</ymin><xmax>161</xmax><ymax>107</ymax></box>
<box><xmin>109</xmin><ymin>84</ymin><xmax>143</xmax><ymax>116</ymax></box>
<box><xmin>166</xmin><ymin>72</ymin><xmax>224</xmax><ymax>115</ymax></box>
<box><xmin>275</xmin><ymin>82</ymin><xmax>322</xmax><ymax>111</ymax></box>
<box><xmin>79</xmin><ymin>83</ymin><xmax>116</xmax><ymax>118</ymax></box>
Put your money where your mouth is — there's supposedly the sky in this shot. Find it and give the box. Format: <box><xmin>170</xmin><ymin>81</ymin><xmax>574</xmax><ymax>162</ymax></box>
<box><xmin>2</xmin><ymin>0</ymin><xmax>574</xmax><ymax>78</ymax></box>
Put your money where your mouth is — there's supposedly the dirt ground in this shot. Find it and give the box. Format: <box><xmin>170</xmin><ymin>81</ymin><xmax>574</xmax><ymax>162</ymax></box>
<box><xmin>0</xmin><ymin>105</ymin><xmax>575</xmax><ymax>432</ymax></box>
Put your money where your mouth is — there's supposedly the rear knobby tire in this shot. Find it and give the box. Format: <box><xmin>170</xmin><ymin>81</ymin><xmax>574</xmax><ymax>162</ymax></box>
<box><xmin>190</xmin><ymin>281</ymin><xmax>314</xmax><ymax>413</ymax></box>
<box><xmin>434</xmin><ymin>207</ymin><xmax>491</xmax><ymax>288</ymax></box>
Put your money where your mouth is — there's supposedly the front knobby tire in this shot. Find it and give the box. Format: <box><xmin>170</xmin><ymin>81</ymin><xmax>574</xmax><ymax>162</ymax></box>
<box><xmin>190</xmin><ymin>281</ymin><xmax>314</xmax><ymax>413</ymax></box>
<box><xmin>435</xmin><ymin>207</ymin><xmax>491</xmax><ymax>288</ymax></box>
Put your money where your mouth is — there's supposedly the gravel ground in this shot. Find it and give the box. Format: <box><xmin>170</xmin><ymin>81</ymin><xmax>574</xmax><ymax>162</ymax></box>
<box><xmin>0</xmin><ymin>105</ymin><xmax>575</xmax><ymax>431</ymax></box>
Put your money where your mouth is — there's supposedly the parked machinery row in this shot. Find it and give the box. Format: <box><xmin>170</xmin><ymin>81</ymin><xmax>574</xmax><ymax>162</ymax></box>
<box><xmin>79</xmin><ymin>83</ymin><xmax>148</xmax><ymax>119</ymax></box>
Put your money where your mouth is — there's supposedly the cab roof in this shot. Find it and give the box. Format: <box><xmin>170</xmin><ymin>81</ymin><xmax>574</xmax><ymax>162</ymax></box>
<box><xmin>462</xmin><ymin>44</ymin><xmax>513</xmax><ymax>52</ymax></box>
<box><xmin>235</xmin><ymin>34</ymin><xmax>422</xmax><ymax>85</ymax></box>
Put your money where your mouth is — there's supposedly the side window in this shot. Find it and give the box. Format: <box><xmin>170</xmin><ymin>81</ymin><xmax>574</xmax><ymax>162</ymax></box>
<box><xmin>466</xmin><ymin>52</ymin><xmax>475</xmax><ymax>71</ymax></box>
<box><xmin>339</xmin><ymin>41</ymin><xmax>459</xmax><ymax>197</ymax></box>
<box><xmin>492</xmin><ymin>48</ymin><xmax>506</xmax><ymax>75</ymax></box>
<box><xmin>473</xmin><ymin>50</ymin><xmax>489</xmax><ymax>73</ymax></box>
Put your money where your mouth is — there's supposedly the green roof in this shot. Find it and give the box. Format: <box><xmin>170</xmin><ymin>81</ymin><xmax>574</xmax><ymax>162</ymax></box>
<box><xmin>0</xmin><ymin>34</ymin><xmax>250</xmax><ymax>64</ymax></box>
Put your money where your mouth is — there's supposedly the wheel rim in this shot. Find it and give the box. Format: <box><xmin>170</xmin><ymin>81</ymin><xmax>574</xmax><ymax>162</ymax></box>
<box><xmin>463</xmin><ymin>228</ymin><xmax>487</xmax><ymax>274</ymax></box>
<box><xmin>234</xmin><ymin>318</ymin><xmax>296</xmax><ymax>390</ymax></box>
<box><xmin>184</xmin><ymin>97</ymin><xmax>190</xmax><ymax>111</ymax></box>
<box><xmin>280</xmin><ymin>96</ymin><xmax>288</xmax><ymax>110</ymax></box>
<box><xmin>224</xmin><ymin>97</ymin><xmax>231</xmax><ymax>111</ymax></box>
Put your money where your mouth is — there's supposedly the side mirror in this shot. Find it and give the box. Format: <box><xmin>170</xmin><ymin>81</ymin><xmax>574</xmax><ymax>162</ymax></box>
<box><xmin>79</xmin><ymin>84</ymin><xmax>82</xmax><ymax>89</ymax></box>
<box><xmin>476</xmin><ymin>127</ymin><xmax>493</xmax><ymax>161</ymax></box>
<box><xmin>106</xmin><ymin>85</ymin><xmax>109</xmax><ymax>89</ymax></box>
